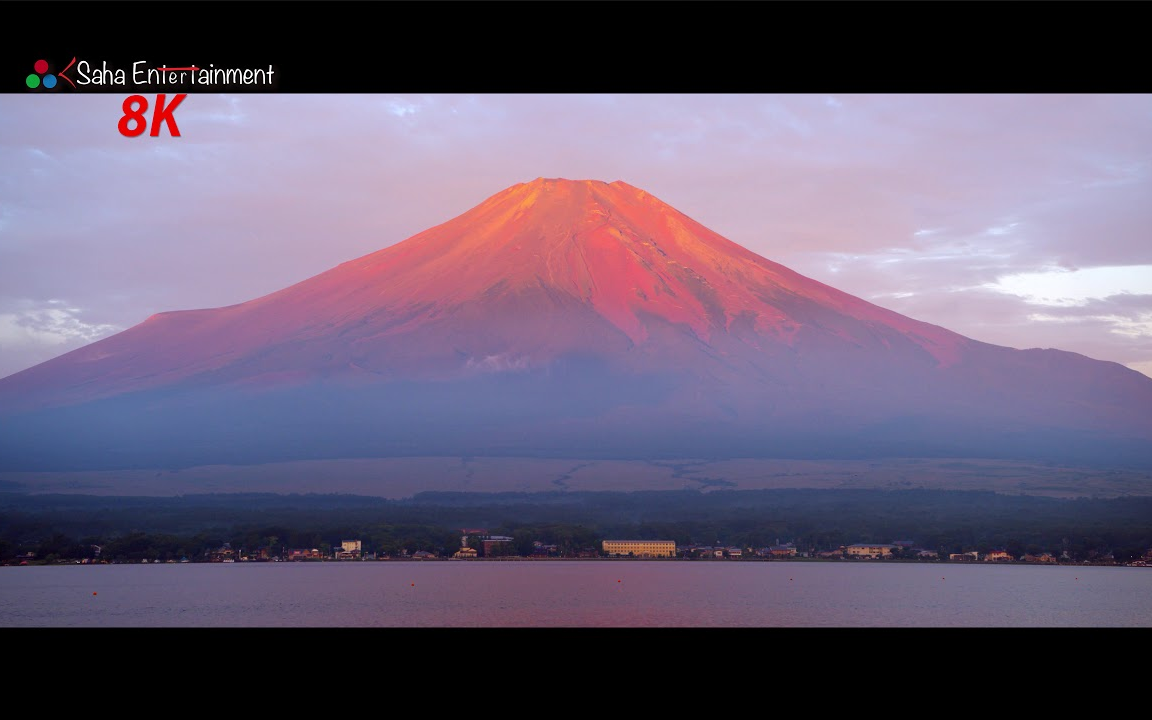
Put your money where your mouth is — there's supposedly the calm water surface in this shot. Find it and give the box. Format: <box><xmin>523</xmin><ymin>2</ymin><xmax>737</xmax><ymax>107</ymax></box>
<box><xmin>1</xmin><ymin>561</ymin><xmax>1149</xmax><ymax>627</ymax></box>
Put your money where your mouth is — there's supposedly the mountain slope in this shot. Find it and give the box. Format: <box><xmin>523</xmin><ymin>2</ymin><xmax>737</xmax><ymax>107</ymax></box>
<box><xmin>2</xmin><ymin>178</ymin><xmax>1150</xmax><ymax>471</ymax></box>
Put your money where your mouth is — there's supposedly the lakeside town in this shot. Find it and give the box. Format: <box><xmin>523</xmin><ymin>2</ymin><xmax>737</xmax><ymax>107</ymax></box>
<box><xmin>8</xmin><ymin>531</ymin><xmax>1151</xmax><ymax>567</ymax></box>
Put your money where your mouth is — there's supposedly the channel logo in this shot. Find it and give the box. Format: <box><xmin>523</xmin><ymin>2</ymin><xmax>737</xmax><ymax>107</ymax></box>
<box><xmin>26</xmin><ymin>58</ymin><xmax>76</xmax><ymax>90</ymax></box>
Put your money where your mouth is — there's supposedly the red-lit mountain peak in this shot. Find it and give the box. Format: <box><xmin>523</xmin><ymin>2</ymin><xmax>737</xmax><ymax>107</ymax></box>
<box><xmin>271</xmin><ymin>176</ymin><xmax>966</xmax><ymax>357</ymax></box>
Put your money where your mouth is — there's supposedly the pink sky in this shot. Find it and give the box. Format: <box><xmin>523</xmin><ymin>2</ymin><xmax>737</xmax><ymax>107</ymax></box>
<box><xmin>1</xmin><ymin>93</ymin><xmax>1149</xmax><ymax>379</ymax></box>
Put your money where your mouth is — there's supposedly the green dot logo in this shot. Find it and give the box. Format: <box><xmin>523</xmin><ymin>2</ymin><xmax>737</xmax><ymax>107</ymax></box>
<box><xmin>26</xmin><ymin>57</ymin><xmax>76</xmax><ymax>90</ymax></box>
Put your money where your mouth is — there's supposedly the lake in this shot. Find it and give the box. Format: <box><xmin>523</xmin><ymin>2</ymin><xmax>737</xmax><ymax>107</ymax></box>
<box><xmin>2</xmin><ymin>560</ymin><xmax>1148</xmax><ymax>628</ymax></box>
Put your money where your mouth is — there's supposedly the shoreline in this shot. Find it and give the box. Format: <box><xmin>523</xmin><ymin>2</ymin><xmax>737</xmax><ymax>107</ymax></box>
<box><xmin>7</xmin><ymin>556</ymin><xmax>1146</xmax><ymax>568</ymax></box>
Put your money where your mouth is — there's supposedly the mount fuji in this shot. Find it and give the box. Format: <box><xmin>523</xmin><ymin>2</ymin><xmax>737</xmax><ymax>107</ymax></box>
<box><xmin>2</xmin><ymin>178</ymin><xmax>1150</xmax><ymax>473</ymax></box>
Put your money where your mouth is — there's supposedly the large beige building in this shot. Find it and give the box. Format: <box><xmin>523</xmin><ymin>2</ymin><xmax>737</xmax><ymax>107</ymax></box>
<box><xmin>335</xmin><ymin>540</ymin><xmax>362</xmax><ymax>560</ymax></box>
<box><xmin>846</xmin><ymin>543</ymin><xmax>896</xmax><ymax>558</ymax></box>
<box><xmin>602</xmin><ymin>540</ymin><xmax>677</xmax><ymax>557</ymax></box>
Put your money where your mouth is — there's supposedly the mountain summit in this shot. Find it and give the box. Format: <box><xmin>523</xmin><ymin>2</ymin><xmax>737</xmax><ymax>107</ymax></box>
<box><xmin>2</xmin><ymin>178</ymin><xmax>1151</xmax><ymax>471</ymax></box>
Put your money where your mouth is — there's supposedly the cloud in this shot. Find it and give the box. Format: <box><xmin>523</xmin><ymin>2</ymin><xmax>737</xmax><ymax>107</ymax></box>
<box><xmin>0</xmin><ymin>300</ymin><xmax>121</xmax><ymax>378</ymax></box>
<box><xmin>984</xmin><ymin>266</ymin><xmax>1152</xmax><ymax>308</ymax></box>
<box><xmin>1019</xmin><ymin>293</ymin><xmax>1152</xmax><ymax>342</ymax></box>
<box><xmin>0</xmin><ymin>299</ymin><xmax>119</xmax><ymax>344</ymax></box>
<box><xmin>386</xmin><ymin>99</ymin><xmax>421</xmax><ymax>118</ymax></box>
<box><xmin>465</xmin><ymin>353</ymin><xmax>531</xmax><ymax>373</ymax></box>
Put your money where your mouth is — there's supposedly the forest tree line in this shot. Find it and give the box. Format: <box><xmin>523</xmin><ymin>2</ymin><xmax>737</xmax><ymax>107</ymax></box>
<box><xmin>2</xmin><ymin>488</ymin><xmax>1150</xmax><ymax>563</ymax></box>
